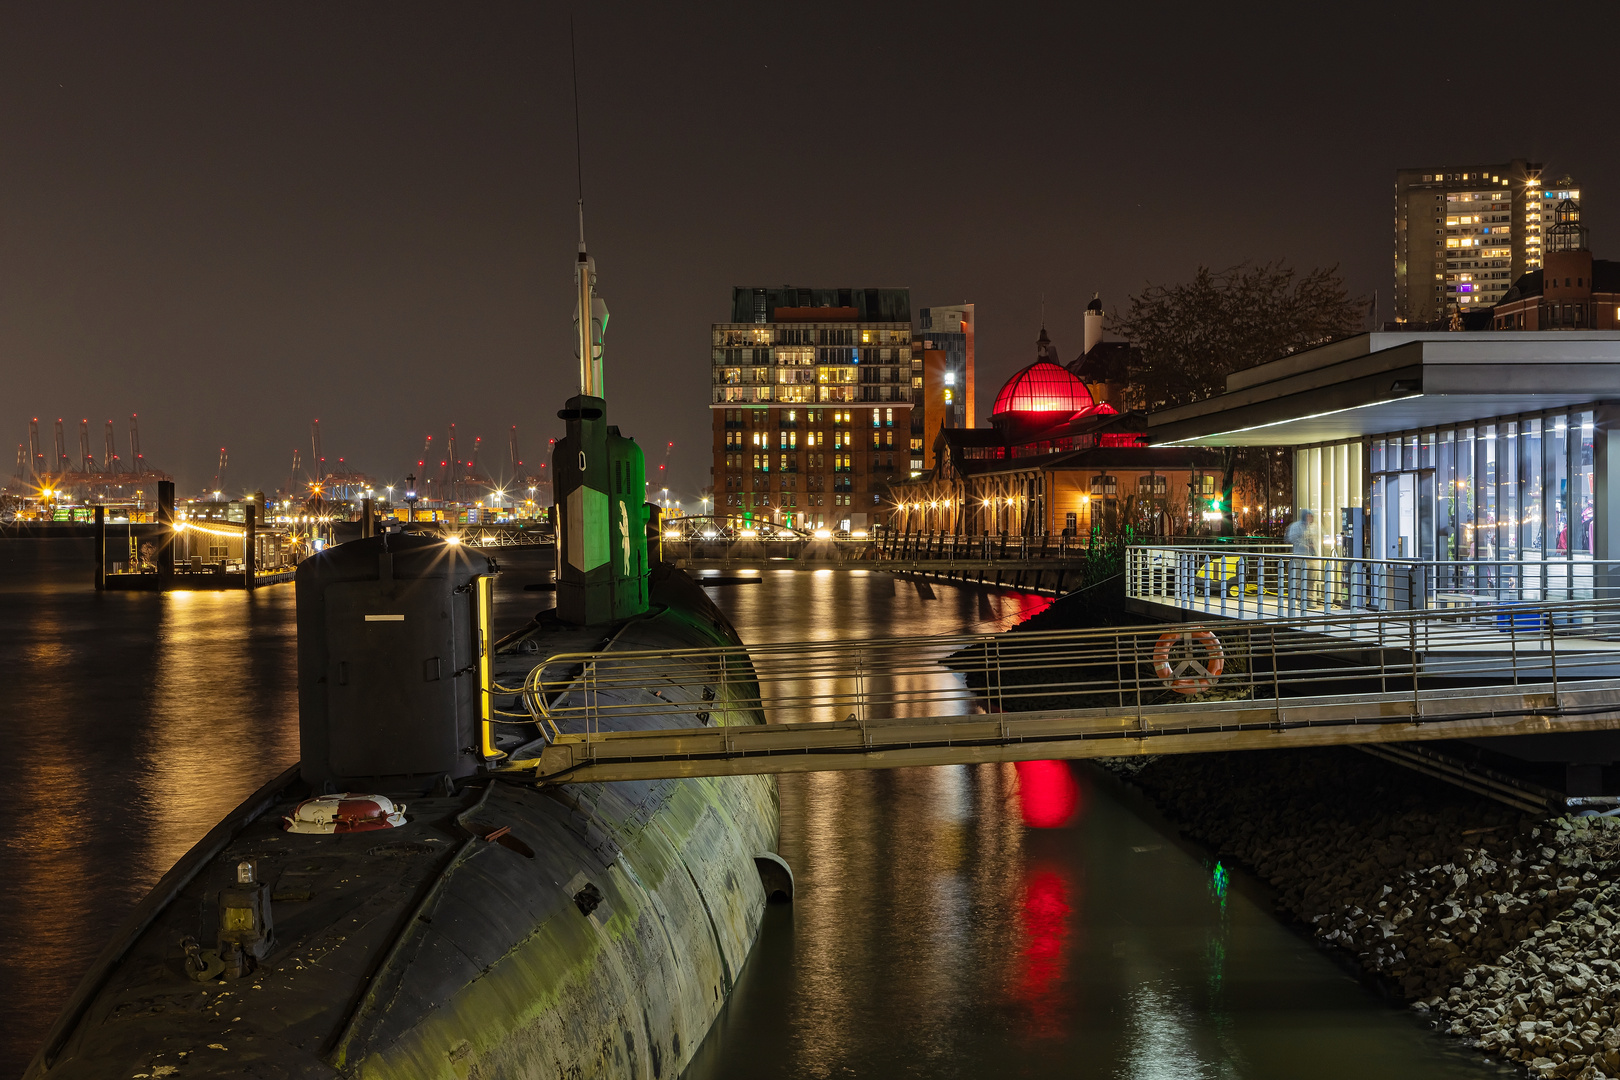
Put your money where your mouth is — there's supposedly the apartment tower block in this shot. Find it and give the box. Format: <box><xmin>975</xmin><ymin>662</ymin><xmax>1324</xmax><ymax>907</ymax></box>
<box><xmin>1394</xmin><ymin>159</ymin><xmax>1582</xmax><ymax>324</ymax></box>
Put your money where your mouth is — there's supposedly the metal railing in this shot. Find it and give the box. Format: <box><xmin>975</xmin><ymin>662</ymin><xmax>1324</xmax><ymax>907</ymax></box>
<box><xmin>508</xmin><ymin>598</ymin><xmax>1620</xmax><ymax>750</ymax></box>
<box><xmin>1127</xmin><ymin>544</ymin><xmax>1620</xmax><ymax>621</ymax></box>
<box><xmin>877</xmin><ymin>532</ymin><xmax>1092</xmax><ymax>561</ymax></box>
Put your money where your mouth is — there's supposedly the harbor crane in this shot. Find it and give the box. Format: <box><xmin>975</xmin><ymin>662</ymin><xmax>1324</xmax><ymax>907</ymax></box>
<box><xmin>12</xmin><ymin>410</ymin><xmax>167</xmax><ymax>503</ymax></box>
<box><xmin>214</xmin><ymin>447</ymin><xmax>228</xmax><ymax>496</ymax></box>
<box><xmin>311</xmin><ymin>420</ymin><xmax>326</xmax><ymax>488</ymax></box>
<box><xmin>78</xmin><ymin>420</ymin><xmax>98</xmax><ymax>474</ymax></box>
<box><xmin>444</xmin><ymin>424</ymin><xmax>459</xmax><ymax>495</ymax></box>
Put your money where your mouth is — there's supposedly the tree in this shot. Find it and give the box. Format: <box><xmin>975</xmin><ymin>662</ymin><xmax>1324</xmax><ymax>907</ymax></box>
<box><xmin>1111</xmin><ymin>262</ymin><xmax>1367</xmax><ymax>534</ymax></box>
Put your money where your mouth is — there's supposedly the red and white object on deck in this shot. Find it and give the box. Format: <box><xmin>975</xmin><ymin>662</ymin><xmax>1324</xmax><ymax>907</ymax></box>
<box><xmin>282</xmin><ymin>793</ymin><xmax>407</xmax><ymax>834</ymax></box>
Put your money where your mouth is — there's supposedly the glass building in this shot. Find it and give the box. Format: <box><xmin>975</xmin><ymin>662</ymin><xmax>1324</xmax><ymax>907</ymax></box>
<box><xmin>1148</xmin><ymin>331</ymin><xmax>1620</xmax><ymax>598</ymax></box>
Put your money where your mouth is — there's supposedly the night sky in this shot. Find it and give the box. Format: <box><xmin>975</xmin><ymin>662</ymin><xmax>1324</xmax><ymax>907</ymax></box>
<box><xmin>4</xmin><ymin>2</ymin><xmax>1615</xmax><ymax>502</ymax></box>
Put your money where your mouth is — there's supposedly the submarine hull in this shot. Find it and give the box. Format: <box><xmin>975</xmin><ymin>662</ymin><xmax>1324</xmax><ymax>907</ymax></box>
<box><xmin>27</xmin><ymin>564</ymin><xmax>778</xmax><ymax>1080</ymax></box>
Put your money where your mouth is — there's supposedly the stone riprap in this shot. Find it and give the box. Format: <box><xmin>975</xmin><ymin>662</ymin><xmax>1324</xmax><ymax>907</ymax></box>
<box><xmin>1102</xmin><ymin>750</ymin><xmax>1620</xmax><ymax>1080</ymax></box>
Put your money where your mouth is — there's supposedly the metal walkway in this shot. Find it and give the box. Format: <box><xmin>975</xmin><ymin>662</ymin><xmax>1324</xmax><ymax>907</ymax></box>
<box><xmin>498</xmin><ymin>598</ymin><xmax>1620</xmax><ymax>784</ymax></box>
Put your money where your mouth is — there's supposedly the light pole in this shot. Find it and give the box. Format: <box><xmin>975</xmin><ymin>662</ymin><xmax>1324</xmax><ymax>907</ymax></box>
<box><xmin>404</xmin><ymin>474</ymin><xmax>418</xmax><ymax>523</ymax></box>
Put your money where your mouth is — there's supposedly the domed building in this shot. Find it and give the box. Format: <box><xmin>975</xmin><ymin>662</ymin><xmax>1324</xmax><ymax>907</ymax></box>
<box><xmin>888</xmin><ymin>326</ymin><xmax>1217</xmax><ymax>540</ymax></box>
<box><xmin>991</xmin><ymin>353</ymin><xmax>1094</xmax><ymax>416</ymax></box>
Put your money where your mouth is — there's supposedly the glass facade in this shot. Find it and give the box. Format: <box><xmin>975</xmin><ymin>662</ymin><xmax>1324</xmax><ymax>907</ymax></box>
<box><xmin>1298</xmin><ymin>405</ymin><xmax>1599</xmax><ymax>596</ymax></box>
<box><xmin>1291</xmin><ymin>442</ymin><xmax>1363</xmax><ymax>557</ymax></box>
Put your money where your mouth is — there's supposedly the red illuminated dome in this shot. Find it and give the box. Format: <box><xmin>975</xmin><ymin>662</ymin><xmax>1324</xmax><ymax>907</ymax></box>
<box><xmin>991</xmin><ymin>360</ymin><xmax>1094</xmax><ymax>416</ymax></box>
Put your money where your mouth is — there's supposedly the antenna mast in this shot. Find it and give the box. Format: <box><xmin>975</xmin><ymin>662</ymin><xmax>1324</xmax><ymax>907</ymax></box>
<box><xmin>571</xmin><ymin>18</ymin><xmax>604</xmax><ymax>398</ymax></box>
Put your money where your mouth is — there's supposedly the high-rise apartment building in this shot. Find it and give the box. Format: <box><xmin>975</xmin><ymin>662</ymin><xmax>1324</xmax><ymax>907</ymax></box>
<box><xmin>1393</xmin><ymin>160</ymin><xmax>1582</xmax><ymax>324</ymax></box>
<box><xmin>711</xmin><ymin>287</ymin><xmax>913</xmax><ymax>531</ymax></box>
<box><xmin>910</xmin><ymin>304</ymin><xmax>975</xmax><ymax>475</ymax></box>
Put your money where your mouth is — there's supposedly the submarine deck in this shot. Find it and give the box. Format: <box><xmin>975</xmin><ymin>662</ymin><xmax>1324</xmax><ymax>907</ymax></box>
<box><xmin>30</xmin><ymin>568</ymin><xmax>776</xmax><ymax>1080</ymax></box>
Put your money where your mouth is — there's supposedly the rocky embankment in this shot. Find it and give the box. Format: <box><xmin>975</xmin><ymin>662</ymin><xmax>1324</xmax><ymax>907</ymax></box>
<box><xmin>1105</xmin><ymin>749</ymin><xmax>1620</xmax><ymax>1079</ymax></box>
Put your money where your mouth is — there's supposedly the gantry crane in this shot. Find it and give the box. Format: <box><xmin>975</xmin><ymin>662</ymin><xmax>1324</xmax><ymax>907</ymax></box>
<box><xmin>129</xmin><ymin>414</ymin><xmax>144</xmax><ymax>473</ymax></box>
<box><xmin>311</xmin><ymin>420</ymin><xmax>326</xmax><ymax>490</ymax></box>
<box><xmin>77</xmin><ymin>419</ymin><xmax>102</xmax><ymax>474</ymax></box>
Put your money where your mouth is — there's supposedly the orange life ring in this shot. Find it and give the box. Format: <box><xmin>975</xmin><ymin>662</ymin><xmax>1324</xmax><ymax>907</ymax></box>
<box><xmin>1152</xmin><ymin>630</ymin><xmax>1224</xmax><ymax>695</ymax></box>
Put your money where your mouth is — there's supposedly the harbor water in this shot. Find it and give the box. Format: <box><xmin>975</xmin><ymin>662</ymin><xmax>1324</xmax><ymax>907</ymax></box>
<box><xmin>0</xmin><ymin>543</ymin><xmax>1511</xmax><ymax>1078</ymax></box>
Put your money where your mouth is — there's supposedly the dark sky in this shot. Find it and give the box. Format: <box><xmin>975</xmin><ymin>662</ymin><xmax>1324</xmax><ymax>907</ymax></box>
<box><xmin>4</xmin><ymin>2</ymin><xmax>1615</xmax><ymax>502</ymax></box>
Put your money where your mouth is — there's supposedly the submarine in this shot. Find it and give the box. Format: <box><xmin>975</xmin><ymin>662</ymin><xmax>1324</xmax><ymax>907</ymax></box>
<box><xmin>26</xmin><ymin>225</ymin><xmax>784</xmax><ymax>1079</ymax></box>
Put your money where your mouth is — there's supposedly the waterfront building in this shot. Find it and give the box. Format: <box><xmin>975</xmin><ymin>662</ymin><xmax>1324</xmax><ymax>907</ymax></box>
<box><xmin>1393</xmin><ymin>160</ymin><xmax>1582</xmax><ymax>325</ymax></box>
<box><xmin>1491</xmin><ymin>203</ymin><xmax>1620</xmax><ymax>331</ymax></box>
<box><xmin>890</xmin><ymin>329</ymin><xmax>1219</xmax><ymax>537</ymax></box>
<box><xmin>911</xmin><ymin>304</ymin><xmax>975</xmax><ymax>474</ymax></box>
<box><xmin>711</xmin><ymin>287</ymin><xmax>913</xmax><ymax>531</ymax></box>
<box><xmin>1147</xmin><ymin>331</ymin><xmax>1620</xmax><ymax>575</ymax></box>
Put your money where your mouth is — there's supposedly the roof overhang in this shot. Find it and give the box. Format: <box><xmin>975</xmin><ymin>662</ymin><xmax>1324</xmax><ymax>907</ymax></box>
<box><xmin>1148</xmin><ymin>332</ymin><xmax>1620</xmax><ymax>446</ymax></box>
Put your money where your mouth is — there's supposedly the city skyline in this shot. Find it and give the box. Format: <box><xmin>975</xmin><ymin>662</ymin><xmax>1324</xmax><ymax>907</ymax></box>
<box><xmin>2</xmin><ymin>4</ymin><xmax>1616</xmax><ymax>499</ymax></box>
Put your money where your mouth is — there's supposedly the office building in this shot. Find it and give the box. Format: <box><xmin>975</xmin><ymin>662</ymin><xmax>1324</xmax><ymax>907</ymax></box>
<box><xmin>1393</xmin><ymin>160</ymin><xmax>1582</xmax><ymax>324</ymax></box>
<box><xmin>911</xmin><ymin>304</ymin><xmax>975</xmax><ymax>474</ymax></box>
<box><xmin>711</xmin><ymin>287</ymin><xmax>913</xmax><ymax>531</ymax></box>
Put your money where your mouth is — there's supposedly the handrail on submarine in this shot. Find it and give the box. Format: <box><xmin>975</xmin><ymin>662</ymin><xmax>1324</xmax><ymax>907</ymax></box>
<box><xmin>485</xmin><ymin>597</ymin><xmax>1620</xmax><ymax>782</ymax></box>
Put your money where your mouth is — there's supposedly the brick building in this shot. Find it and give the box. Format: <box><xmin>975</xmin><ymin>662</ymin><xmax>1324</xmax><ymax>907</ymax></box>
<box><xmin>710</xmin><ymin>287</ymin><xmax>913</xmax><ymax>531</ymax></box>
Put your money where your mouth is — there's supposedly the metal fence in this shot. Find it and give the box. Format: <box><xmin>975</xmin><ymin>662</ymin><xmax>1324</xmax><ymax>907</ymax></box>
<box><xmin>512</xmin><ymin>597</ymin><xmax>1620</xmax><ymax>745</ymax></box>
<box><xmin>1127</xmin><ymin>544</ymin><xmax>1620</xmax><ymax>621</ymax></box>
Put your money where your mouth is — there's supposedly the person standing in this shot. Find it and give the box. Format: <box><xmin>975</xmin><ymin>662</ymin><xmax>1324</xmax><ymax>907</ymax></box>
<box><xmin>1285</xmin><ymin>510</ymin><xmax>1320</xmax><ymax>605</ymax></box>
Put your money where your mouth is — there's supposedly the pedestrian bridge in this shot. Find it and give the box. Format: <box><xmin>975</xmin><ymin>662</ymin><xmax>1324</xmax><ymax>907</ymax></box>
<box><xmin>496</xmin><ymin>596</ymin><xmax>1620</xmax><ymax>785</ymax></box>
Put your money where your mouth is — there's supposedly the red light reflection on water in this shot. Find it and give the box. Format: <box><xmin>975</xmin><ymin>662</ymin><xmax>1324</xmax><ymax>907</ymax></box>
<box><xmin>1012</xmin><ymin>866</ymin><xmax>1073</xmax><ymax>1036</ymax></box>
<box><xmin>1014</xmin><ymin>759</ymin><xmax>1081</xmax><ymax>828</ymax></box>
<box><xmin>1003</xmin><ymin>591</ymin><xmax>1053</xmax><ymax>623</ymax></box>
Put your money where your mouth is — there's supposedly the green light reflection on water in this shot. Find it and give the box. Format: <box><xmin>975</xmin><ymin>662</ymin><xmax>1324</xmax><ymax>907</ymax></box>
<box><xmin>1208</xmin><ymin>859</ymin><xmax>1232</xmax><ymax>996</ymax></box>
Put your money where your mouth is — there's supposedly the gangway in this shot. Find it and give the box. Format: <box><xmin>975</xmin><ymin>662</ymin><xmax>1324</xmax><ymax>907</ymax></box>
<box><xmin>493</xmin><ymin>598</ymin><xmax>1620</xmax><ymax>784</ymax></box>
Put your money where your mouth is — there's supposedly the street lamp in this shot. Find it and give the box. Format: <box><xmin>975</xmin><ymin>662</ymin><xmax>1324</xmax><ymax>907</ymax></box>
<box><xmin>404</xmin><ymin>473</ymin><xmax>418</xmax><ymax>523</ymax></box>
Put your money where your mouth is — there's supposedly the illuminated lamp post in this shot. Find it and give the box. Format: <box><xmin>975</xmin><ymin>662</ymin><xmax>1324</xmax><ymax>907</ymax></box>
<box><xmin>404</xmin><ymin>474</ymin><xmax>418</xmax><ymax>523</ymax></box>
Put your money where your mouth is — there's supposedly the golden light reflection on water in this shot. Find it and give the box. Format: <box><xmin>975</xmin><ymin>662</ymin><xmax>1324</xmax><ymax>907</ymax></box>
<box><xmin>0</xmin><ymin>543</ymin><xmax>300</xmax><ymax>1078</ymax></box>
<box><xmin>142</xmin><ymin>589</ymin><xmax>300</xmax><ymax>879</ymax></box>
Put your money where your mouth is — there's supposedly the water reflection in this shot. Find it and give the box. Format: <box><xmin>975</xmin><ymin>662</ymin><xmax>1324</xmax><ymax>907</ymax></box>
<box><xmin>0</xmin><ymin>554</ymin><xmax>1514</xmax><ymax>1080</ymax></box>
<box><xmin>1016</xmin><ymin>759</ymin><xmax>1082</xmax><ymax>828</ymax></box>
<box><xmin>688</xmin><ymin>571</ymin><xmax>1514</xmax><ymax>1080</ymax></box>
<box><xmin>1013</xmin><ymin>864</ymin><xmax>1075</xmax><ymax>1037</ymax></box>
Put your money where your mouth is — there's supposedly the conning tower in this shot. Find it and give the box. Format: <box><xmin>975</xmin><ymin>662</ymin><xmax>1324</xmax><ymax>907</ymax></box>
<box><xmin>295</xmin><ymin>533</ymin><xmax>499</xmax><ymax>789</ymax></box>
<box><xmin>552</xmin><ymin>210</ymin><xmax>650</xmax><ymax>624</ymax></box>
